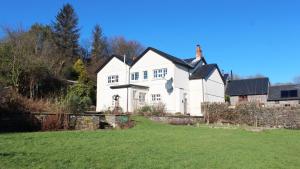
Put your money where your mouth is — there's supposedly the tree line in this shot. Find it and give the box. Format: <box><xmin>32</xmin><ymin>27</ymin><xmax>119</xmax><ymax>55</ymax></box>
<box><xmin>0</xmin><ymin>3</ymin><xmax>144</xmax><ymax>113</ymax></box>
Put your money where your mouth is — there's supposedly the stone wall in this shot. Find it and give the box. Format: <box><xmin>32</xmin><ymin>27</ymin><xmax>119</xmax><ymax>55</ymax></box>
<box><xmin>1</xmin><ymin>112</ymin><xmax>131</xmax><ymax>132</ymax></box>
<box><xmin>267</xmin><ymin>100</ymin><xmax>300</xmax><ymax>107</ymax></box>
<box><xmin>230</xmin><ymin>95</ymin><xmax>268</xmax><ymax>106</ymax></box>
<box><xmin>149</xmin><ymin>115</ymin><xmax>204</xmax><ymax>125</ymax></box>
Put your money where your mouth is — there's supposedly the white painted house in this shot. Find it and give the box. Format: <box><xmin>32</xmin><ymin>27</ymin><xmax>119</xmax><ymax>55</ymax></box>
<box><xmin>96</xmin><ymin>45</ymin><xmax>225</xmax><ymax>116</ymax></box>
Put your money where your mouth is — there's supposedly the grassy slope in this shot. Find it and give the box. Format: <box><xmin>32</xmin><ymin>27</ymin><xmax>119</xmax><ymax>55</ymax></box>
<box><xmin>0</xmin><ymin>116</ymin><xmax>300</xmax><ymax>169</ymax></box>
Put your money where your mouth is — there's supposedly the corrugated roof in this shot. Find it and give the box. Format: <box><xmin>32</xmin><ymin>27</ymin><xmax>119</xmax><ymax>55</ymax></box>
<box><xmin>225</xmin><ymin>77</ymin><xmax>269</xmax><ymax>96</ymax></box>
<box><xmin>268</xmin><ymin>84</ymin><xmax>300</xmax><ymax>101</ymax></box>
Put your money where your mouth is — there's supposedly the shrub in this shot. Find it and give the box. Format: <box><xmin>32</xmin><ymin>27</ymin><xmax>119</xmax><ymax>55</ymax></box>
<box><xmin>136</xmin><ymin>103</ymin><xmax>166</xmax><ymax>116</ymax></box>
<box><xmin>64</xmin><ymin>83</ymin><xmax>92</xmax><ymax>114</ymax></box>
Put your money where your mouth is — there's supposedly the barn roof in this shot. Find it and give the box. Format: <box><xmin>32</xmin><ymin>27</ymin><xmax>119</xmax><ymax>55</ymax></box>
<box><xmin>268</xmin><ymin>84</ymin><xmax>300</xmax><ymax>101</ymax></box>
<box><xmin>225</xmin><ymin>77</ymin><xmax>269</xmax><ymax>96</ymax></box>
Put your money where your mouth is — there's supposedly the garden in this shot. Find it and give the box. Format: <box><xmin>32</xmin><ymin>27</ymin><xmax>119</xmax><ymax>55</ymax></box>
<box><xmin>1</xmin><ymin>116</ymin><xmax>300</xmax><ymax>169</ymax></box>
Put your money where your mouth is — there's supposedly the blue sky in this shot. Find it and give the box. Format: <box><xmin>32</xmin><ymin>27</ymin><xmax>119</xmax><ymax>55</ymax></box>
<box><xmin>1</xmin><ymin>0</ymin><xmax>300</xmax><ymax>84</ymax></box>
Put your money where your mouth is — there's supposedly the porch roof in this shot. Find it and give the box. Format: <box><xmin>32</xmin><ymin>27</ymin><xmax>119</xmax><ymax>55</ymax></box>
<box><xmin>110</xmin><ymin>84</ymin><xmax>149</xmax><ymax>89</ymax></box>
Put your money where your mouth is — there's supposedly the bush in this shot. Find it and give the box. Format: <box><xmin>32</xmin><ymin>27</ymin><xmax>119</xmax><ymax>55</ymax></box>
<box><xmin>64</xmin><ymin>83</ymin><xmax>92</xmax><ymax>114</ymax></box>
<box><xmin>63</xmin><ymin>66</ymin><xmax>78</xmax><ymax>80</ymax></box>
<box><xmin>136</xmin><ymin>103</ymin><xmax>166</xmax><ymax>116</ymax></box>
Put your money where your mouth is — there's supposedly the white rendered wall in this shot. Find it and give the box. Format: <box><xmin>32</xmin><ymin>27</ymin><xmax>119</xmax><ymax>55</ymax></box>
<box><xmin>130</xmin><ymin>50</ymin><xmax>179</xmax><ymax>113</ymax></box>
<box><xmin>203</xmin><ymin>69</ymin><xmax>225</xmax><ymax>102</ymax></box>
<box><xmin>189</xmin><ymin>69</ymin><xmax>225</xmax><ymax>116</ymax></box>
<box><xmin>96</xmin><ymin>57</ymin><xmax>130</xmax><ymax>112</ymax></box>
<box><xmin>189</xmin><ymin>79</ymin><xmax>204</xmax><ymax>116</ymax></box>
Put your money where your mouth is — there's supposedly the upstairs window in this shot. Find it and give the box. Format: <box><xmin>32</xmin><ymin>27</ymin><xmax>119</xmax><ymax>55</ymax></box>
<box><xmin>143</xmin><ymin>71</ymin><xmax>148</xmax><ymax>79</ymax></box>
<box><xmin>281</xmin><ymin>90</ymin><xmax>298</xmax><ymax>98</ymax></box>
<box><xmin>108</xmin><ymin>75</ymin><xmax>119</xmax><ymax>84</ymax></box>
<box><xmin>131</xmin><ymin>72</ymin><xmax>139</xmax><ymax>81</ymax></box>
<box><xmin>153</xmin><ymin>68</ymin><xmax>167</xmax><ymax>79</ymax></box>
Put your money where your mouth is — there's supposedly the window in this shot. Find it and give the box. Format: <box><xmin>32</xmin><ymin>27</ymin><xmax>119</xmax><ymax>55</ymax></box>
<box><xmin>131</xmin><ymin>72</ymin><xmax>139</xmax><ymax>81</ymax></box>
<box><xmin>139</xmin><ymin>92</ymin><xmax>146</xmax><ymax>103</ymax></box>
<box><xmin>153</xmin><ymin>68</ymin><xmax>167</xmax><ymax>79</ymax></box>
<box><xmin>281</xmin><ymin>90</ymin><xmax>298</xmax><ymax>98</ymax></box>
<box><xmin>108</xmin><ymin>75</ymin><xmax>119</xmax><ymax>84</ymax></box>
<box><xmin>151</xmin><ymin>94</ymin><xmax>161</xmax><ymax>102</ymax></box>
<box><xmin>143</xmin><ymin>71</ymin><xmax>148</xmax><ymax>79</ymax></box>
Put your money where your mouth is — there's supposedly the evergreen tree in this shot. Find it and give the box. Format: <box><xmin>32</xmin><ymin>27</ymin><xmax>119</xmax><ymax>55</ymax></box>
<box><xmin>91</xmin><ymin>24</ymin><xmax>105</xmax><ymax>60</ymax></box>
<box><xmin>53</xmin><ymin>3</ymin><xmax>80</xmax><ymax>58</ymax></box>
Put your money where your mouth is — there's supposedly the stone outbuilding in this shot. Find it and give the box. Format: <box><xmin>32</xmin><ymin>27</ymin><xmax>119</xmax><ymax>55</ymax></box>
<box><xmin>225</xmin><ymin>77</ymin><xmax>270</xmax><ymax>105</ymax></box>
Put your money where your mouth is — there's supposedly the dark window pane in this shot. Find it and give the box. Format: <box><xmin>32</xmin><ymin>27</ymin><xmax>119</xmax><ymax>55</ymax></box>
<box><xmin>281</xmin><ymin>91</ymin><xmax>289</xmax><ymax>98</ymax></box>
<box><xmin>289</xmin><ymin>90</ymin><xmax>298</xmax><ymax>97</ymax></box>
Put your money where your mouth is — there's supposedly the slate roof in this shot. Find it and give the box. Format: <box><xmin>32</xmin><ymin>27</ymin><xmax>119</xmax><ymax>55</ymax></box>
<box><xmin>132</xmin><ymin>47</ymin><xmax>194</xmax><ymax>68</ymax></box>
<box><xmin>189</xmin><ymin>64</ymin><xmax>223</xmax><ymax>81</ymax></box>
<box><xmin>223</xmin><ymin>74</ymin><xmax>229</xmax><ymax>82</ymax></box>
<box><xmin>268</xmin><ymin>84</ymin><xmax>300</xmax><ymax>101</ymax></box>
<box><xmin>225</xmin><ymin>77</ymin><xmax>269</xmax><ymax>96</ymax></box>
<box><xmin>96</xmin><ymin>47</ymin><xmax>223</xmax><ymax>84</ymax></box>
<box><xmin>95</xmin><ymin>55</ymin><xmax>134</xmax><ymax>73</ymax></box>
<box><xmin>183</xmin><ymin>57</ymin><xmax>207</xmax><ymax>67</ymax></box>
<box><xmin>110</xmin><ymin>84</ymin><xmax>149</xmax><ymax>89</ymax></box>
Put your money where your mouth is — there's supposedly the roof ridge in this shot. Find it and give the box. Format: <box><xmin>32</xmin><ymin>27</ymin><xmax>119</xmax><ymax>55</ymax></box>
<box><xmin>270</xmin><ymin>84</ymin><xmax>300</xmax><ymax>87</ymax></box>
<box><xmin>230</xmin><ymin>77</ymin><xmax>269</xmax><ymax>81</ymax></box>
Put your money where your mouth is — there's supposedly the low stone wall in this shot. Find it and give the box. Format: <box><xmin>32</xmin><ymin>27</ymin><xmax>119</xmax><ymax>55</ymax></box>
<box><xmin>68</xmin><ymin>114</ymin><xmax>131</xmax><ymax>130</ymax></box>
<box><xmin>1</xmin><ymin>112</ymin><xmax>132</xmax><ymax>132</ymax></box>
<box><xmin>149</xmin><ymin>116</ymin><xmax>204</xmax><ymax>125</ymax></box>
<box><xmin>202</xmin><ymin>102</ymin><xmax>300</xmax><ymax>129</ymax></box>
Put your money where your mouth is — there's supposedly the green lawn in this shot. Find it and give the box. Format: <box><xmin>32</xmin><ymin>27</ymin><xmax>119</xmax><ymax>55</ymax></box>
<box><xmin>1</xmin><ymin>116</ymin><xmax>300</xmax><ymax>169</ymax></box>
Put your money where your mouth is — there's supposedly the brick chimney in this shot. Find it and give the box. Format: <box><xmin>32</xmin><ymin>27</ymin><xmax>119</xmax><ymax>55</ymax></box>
<box><xmin>196</xmin><ymin>44</ymin><xmax>202</xmax><ymax>60</ymax></box>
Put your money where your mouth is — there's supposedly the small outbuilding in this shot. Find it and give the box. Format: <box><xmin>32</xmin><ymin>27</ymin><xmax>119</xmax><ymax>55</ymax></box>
<box><xmin>267</xmin><ymin>84</ymin><xmax>300</xmax><ymax>107</ymax></box>
<box><xmin>225</xmin><ymin>77</ymin><xmax>270</xmax><ymax>105</ymax></box>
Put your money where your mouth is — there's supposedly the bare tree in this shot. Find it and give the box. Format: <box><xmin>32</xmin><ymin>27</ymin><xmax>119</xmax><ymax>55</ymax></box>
<box><xmin>108</xmin><ymin>36</ymin><xmax>144</xmax><ymax>59</ymax></box>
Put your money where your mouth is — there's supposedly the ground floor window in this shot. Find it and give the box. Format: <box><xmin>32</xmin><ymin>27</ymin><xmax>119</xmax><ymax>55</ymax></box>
<box><xmin>151</xmin><ymin>94</ymin><xmax>161</xmax><ymax>102</ymax></box>
<box><xmin>139</xmin><ymin>92</ymin><xmax>146</xmax><ymax>103</ymax></box>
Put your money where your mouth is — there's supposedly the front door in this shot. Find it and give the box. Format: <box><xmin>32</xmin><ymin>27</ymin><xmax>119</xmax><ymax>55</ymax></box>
<box><xmin>183</xmin><ymin>93</ymin><xmax>187</xmax><ymax>114</ymax></box>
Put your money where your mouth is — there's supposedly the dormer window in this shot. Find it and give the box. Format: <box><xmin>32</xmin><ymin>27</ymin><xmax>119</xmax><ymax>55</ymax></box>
<box><xmin>153</xmin><ymin>68</ymin><xmax>167</xmax><ymax>79</ymax></box>
<box><xmin>131</xmin><ymin>72</ymin><xmax>139</xmax><ymax>81</ymax></box>
<box><xmin>108</xmin><ymin>75</ymin><xmax>119</xmax><ymax>84</ymax></box>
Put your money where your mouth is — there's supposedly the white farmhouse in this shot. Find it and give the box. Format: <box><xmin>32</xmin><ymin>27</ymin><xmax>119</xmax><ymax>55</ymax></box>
<box><xmin>96</xmin><ymin>45</ymin><xmax>225</xmax><ymax>116</ymax></box>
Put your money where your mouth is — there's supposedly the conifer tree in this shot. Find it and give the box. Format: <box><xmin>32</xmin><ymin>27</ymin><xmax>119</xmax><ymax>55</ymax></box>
<box><xmin>53</xmin><ymin>3</ymin><xmax>80</xmax><ymax>58</ymax></box>
<box><xmin>91</xmin><ymin>24</ymin><xmax>105</xmax><ymax>60</ymax></box>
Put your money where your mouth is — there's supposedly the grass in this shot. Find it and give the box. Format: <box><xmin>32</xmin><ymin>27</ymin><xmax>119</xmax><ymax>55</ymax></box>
<box><xmin>1</xmin><ymin>116</ymin><xmax>300</xmax><ymax>169</ymax></box>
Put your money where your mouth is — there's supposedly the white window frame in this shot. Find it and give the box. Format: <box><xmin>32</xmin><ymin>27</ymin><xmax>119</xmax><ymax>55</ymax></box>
<box><xmin>139</xmin><ymin>92</ymin><xmax>146</xmax><ymax>103</ymax></box>
<box><xmin>108</xmin><ymin>75</ymin><xmax>119</xmax><ymax>84</ymax></box>
<box><xmin>151</xmin><ymin>94</ymin><xmax>161</xmax><ymax>102</ymax></box>
<box><xmin>131</xmin><ymin>72</ymin><xmax>139</xmax><ymax>81</ymax></box>
<box><xmin>143</xmin><ymin>71</ymin><xmax>148</xmax><ymax>80</ymax></box>
<box><xmin>153</xmin><ymin>68</ymin><xmax>167</xmax><ymax>79</ymax></box>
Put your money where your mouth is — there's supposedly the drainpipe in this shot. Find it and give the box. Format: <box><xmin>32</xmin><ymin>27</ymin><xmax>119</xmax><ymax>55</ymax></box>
<box><xmin>202</xmin><ymin>79</ymin><xmax>205</xmax><ymax>102</ymax></box>
<box><xmin>124</xmin><ymin>54</ymin><xmax>129</xmax><ymax>113</ymax></box>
